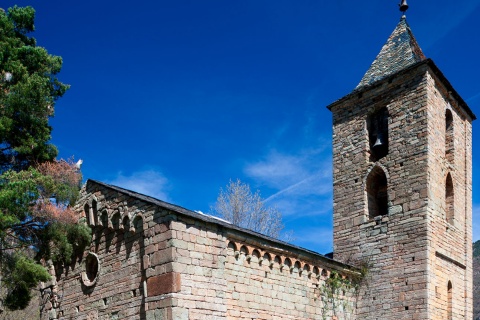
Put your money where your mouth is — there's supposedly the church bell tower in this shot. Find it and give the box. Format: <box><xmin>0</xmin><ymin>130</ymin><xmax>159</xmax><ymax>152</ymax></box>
<box><xmin>328</xmin><ymin>4</ymin><xmax>475</xmax><ymax>319</ymax></box>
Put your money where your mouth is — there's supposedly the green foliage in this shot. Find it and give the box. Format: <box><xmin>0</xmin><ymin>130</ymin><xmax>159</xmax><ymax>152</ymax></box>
<box><xmin>0</xmin><ymin>169</ymin><xmax>44</xmax><ymax>223</ymax></box>
<box><xmin>0</xmin><ymin>164</ymin><xmax>90</xmax><ymax>260</ymax></box>
<box><xmin>319</xmin><ymin>266</ymin><xmax>368</xmax><ymax>320</ymax></box>
<box><xmin>1</xmin><ymin>253</ymin><xmax>51</xmax><ymax>310</ymax></box>
<box><xmin>320</xmin><ymin>271</ymin><xmax>356</xmax><ymax>319</ymax></box>
<box><xmin>322</xmin><ymin>271</ymin><xmax>356</xmax><ymax>299</ymax></box>
<box><xmin>0</xmin><ymin>6</ymin><xmax>84</xmax><ymax>311</ymax></box>
<box><xmin>0</xmin><ymin>6</ymin><xmax>69</xmax><ymax>172</ymax></box>
<box><xmin>37</xmin><ymin>222</ymin><xmax>91</xmax><ymax>264</ymax></box>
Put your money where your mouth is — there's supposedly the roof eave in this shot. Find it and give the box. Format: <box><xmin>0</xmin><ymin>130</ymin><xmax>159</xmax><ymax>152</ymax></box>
<box><xmin>327</xmin><ymin>59</ymin><xmax>476</xmax><ymax>121</ymax></box>
<box><xmin>426</xmin><ymin>59</ymin><xmax>476</xmax><ymax>121</ymax></box>
<box><xmin>85</xmin><ymin>179</ymin><xmax>357</xmax><ymax>272</ymax></box>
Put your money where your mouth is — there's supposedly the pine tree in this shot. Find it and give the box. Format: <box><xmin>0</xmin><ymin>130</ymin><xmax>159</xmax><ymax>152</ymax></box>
<box><xmin>0</xmin><ymin>6</ymin><xmax>90</xmax><ymax>310</ymax></box>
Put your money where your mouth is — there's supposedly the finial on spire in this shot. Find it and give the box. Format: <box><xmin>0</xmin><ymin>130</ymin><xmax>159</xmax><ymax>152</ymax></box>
<box><xmin>399</xmin><ymin>0</ymin><xmax>409</xmax><ymax>13</ymax></box>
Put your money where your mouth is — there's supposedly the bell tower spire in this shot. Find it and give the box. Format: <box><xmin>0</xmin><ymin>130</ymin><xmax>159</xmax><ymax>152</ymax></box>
<box><xmin>356</xmin><ymin>8</ymin><xmax>425</xmax><ymax>88</ymax></box>
<box><xmin>327</xmin><ymin>4</ymin><xmax>475</xmax><ymax>319</ymax></box>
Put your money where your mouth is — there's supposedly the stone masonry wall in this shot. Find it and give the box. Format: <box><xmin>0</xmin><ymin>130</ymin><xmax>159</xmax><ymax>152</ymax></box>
<box><xmin>163</xmin><ymin>213</ymin><xmax>359</xmax><ymax>319</ymax></box>
<box><xmin>42</xmin><ymin>181</ymin><xmax>359</xmax><ymax>320</ymax></box>
<box><xmin>41</xmin><ymin>183</ymin><xmax>154</xmax><ymax>320</ymax></box>
<box><xmin>159</xmin><ymin>208</ymin><xmax>359</xmax><ymax>319</ymax></box>
<box><xmin>330</xmin><ymin>65</ymin><xmax>432</xmax><ymax>319</ymax></box>
<box><xmin>426</xmin><ymin>69</ymin><xmax>473</xmax><ymax>319</ymax></box>
<box><xmin>223</xmin><ymin>238</ymin><xmax>358</xmax><ymax>319</ymax></box>
<box><xmin>329</xmin><ymin>62</ymin><xmax>473</xmax><ymax>320</ymax></box>
<box><xmin>157</xmin><ymin>215</ymin><xmax>228</xmax><ymax>320</ymax></box>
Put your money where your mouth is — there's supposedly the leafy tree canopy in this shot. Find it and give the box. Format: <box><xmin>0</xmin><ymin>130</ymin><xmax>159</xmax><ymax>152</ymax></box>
<box><xmin>0</xmin><ymin>6</ymin><xmax>90</xmax><ymax>311</ymax></box>
<box><xmin>0</xmin><ymin>6</ymin><xmax>69</xmax><ymax>172</ymax></box>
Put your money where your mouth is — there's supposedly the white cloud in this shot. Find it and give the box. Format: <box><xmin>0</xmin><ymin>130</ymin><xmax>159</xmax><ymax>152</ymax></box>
<box><xmin>244</xmin><ymin>148</ymin><xmax>332</xmax><ymax>218</ymax></box>
<box><xmin>107</xmin><ymin>169</ymin><xmax>171</xmax><ymax>202</ymax></box>
<box><xmin>241</xmin><ymin>115</ymin><xmax>334</xmax><ymax>252</ymax></box>
<box><xmin>245</xmin><ymin>151</ymin><xmax>307</xmax><ymax>188</ymax></box>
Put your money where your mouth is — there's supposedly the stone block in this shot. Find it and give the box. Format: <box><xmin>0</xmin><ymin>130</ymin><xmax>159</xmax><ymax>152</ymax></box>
<box><xmin>151</xmin><ymin>247</ymin><xmax>175</xmax><ymax>266</ymax></box>
<box><xmin>147</xmin><ymin>272</ymin><xmax>181</xmax><ymax>296</ymax></box>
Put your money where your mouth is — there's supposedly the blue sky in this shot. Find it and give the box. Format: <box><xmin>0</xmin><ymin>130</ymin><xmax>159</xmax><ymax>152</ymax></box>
<box><xmin>3</xmin><ymin>0</ymin><xmax>480</xmax><ymax>253</ymax></box>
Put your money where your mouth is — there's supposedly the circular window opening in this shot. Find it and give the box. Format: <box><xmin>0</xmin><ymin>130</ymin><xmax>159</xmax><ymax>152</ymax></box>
<box><xmin>81</xmin><ymin>252</ymin><xmax>100</xmax><ymax>287</ymax></box>
<box><xmin>86</xmin><ymin>253</ymin><xmax>98</xmax><ymax>281</ymax></box>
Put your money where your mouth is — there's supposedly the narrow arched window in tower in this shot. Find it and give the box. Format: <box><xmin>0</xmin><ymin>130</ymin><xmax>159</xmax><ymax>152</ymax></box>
<box><xmin>446</xmin><ymin>173</ymin><xmax>454</xmax><ymax>224</ymax></box>
<box><xmin>368</xmin><ymin>107</ymin><xmax>389</xmax><ymax>161</ymax></box>
<box><xmin>447</xmin><ymin>281</ymin><xmax>453</xmax><ymax>319</ymax></box>
<box><xmin>445</xmin><ymin>109</ymin><xmax>454</xmax><ymax>162</ymax></box>
<box><xmin>366</xmin><ymin>167</ymin><xmax>388</xmax><ymax>219</ymax></box>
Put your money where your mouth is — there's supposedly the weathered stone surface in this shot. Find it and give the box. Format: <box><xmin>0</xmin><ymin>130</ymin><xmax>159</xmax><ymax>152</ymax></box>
<box><xmin>147</xmin><ymin>272</ymin><xmax>181</xmax><ymax>296</ymax></box>
<box><xmin>39</xmin><ymin>15</ymin><xmax>473</xmax><ymax>320</ymax></box>
<box><xmin>330</xmin><ymin>43</ymin><xmax>473</xmax><ymax>320</ymax></box>
<box><xmin>41</xmin><ymin>180</ymin><xmax>358</xmax><ymax>320</ymax></box>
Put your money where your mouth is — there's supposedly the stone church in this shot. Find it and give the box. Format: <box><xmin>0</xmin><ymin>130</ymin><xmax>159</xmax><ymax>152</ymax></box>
<box><xmin>41</xmin><ymin>6</ymin><xmax>475</xmax><ymax>320</ymax></box>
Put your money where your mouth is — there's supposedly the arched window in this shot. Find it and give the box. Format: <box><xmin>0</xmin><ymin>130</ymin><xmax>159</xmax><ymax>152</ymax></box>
<box><xmin>446</xmin><ymin>173</ymin><xmax>454</xmax><ymax>224</ymax></box>
<box><xmin>111</xmin><ymin>211</ymin><xmax>120</xmax><ymax>230</ymax></box>
<box><xmin>368</xmin><ymin>107</ymin><xmax>389</xmax><ymax>161</ymax></box>
<box><xmin>122</xmin><ymin>216</ymin><xmax>130</xmax><ymax>231</ymax></box>
<box><xmin>445</xmin><ymin>110</ymin><xmax>454</xmax><ymax>162</ymax></box>
<box><xmin>92</xmin><ymin>199</ymin><xmax>98</xmax><ymax>226</ymax></box>
<box><xmin>85</xmin><ymin>200</ymin><xmax>97</xmax><ymax>227</ymax></box>
<box><xmin>84</xmin><ymin>204</ymin><xmax>91</xmax><ymax>225</ymax></box>
<box><xmin>133</xmin><ymin>216</ymin><xmax>144</xmax><ymax>233</ymax></box>
<box><xmin>100</xmin><ymin>209</ymin><xmax>109</xmax><ymax>228</ymax></box>
<box><xmin>447</xmin><ymin>281</ymin><xmax>452</xmax><ymax>319</ymax></box>
<box><xmin>366</xmin><ymin>166</ymin><xmax>388</xmax><ymax>219</ymax></box>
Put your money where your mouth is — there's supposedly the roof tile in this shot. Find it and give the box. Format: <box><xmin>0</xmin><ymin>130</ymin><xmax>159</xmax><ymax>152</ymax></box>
<box><xmin>357</xmin><ymin>17</ymin><xmax>426</xmax><ymax>88</ymax></box>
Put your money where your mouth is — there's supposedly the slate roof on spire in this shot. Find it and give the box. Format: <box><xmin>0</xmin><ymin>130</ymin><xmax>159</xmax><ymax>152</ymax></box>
<box><xmin>357</xmin><ymin>17</ymin><xmax>426</xmax><ymax>88</ymax></box>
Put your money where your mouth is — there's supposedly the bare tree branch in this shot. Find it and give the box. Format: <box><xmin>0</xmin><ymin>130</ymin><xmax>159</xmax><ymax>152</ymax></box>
<box><xmin>211</xmin><ymin>179</ymin><xmax>292</xmax><ymax>241</ymax></box>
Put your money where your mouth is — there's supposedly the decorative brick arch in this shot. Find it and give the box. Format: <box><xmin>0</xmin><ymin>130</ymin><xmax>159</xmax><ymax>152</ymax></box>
<box><xmin>84</xmin><ymin>203</ymin><xmax>91</xmax><ymax>226</ymax></box>
<box><xmin>274</xmin><ymin>255</ymin><xmax>282</xmax><ymax>267</ymax></box>
<box><xmin>227</xmin><ymin>241</ymin><xmax>237</xmax><ymax>252</ymax></box>
<box><xmin>261</xmin><ymin>252</ymin><xmax>272</xmax><ymax>267</ymax></box>
<box><xmin>313</xmin><ymin>266</ymin><xmax>320</xmax><ymax>278</ymax></box>
<box><xmin>132</xmin><ymin>214</ymin><xmax>144</xmax><ymax>233</ymax></box>
<box><xmin>122</xmin><ymin>215</ymin><xmax>131</xmax><ymax>232</ymax></box>
<box><xmin>225</xmin><ymin>239</ymin><xmax>355</xmax><ymax>289</ymax></box>
<box><xmin>100</xmin><ymin>209</ymin><xmax>109</xmax><ymax>228</ymax></box>
<box><xmin>302</xmin><ymin>264</ymin><xmax>311</xmax><ymax>277</ymax></box>
<box><xmin>111</xmin><ymin>209</ymin><xmax>121</xmax><ymax>230</ymax></box>
<box><xmin>240</xmin><ymin>245</ymin><xmax>249</xmax><ymax>256</ymax></box>
<box><xmin>85</xmin><ymin>195</ymin><xmax>98</xmax><ymax>227</ymax></box>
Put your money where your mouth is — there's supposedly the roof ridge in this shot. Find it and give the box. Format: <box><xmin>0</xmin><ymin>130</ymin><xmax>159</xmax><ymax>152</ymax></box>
<box><xmin>85</xmin><ymin>179</ymin><xmax>356</xmax><ymax>266</ymax></box>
